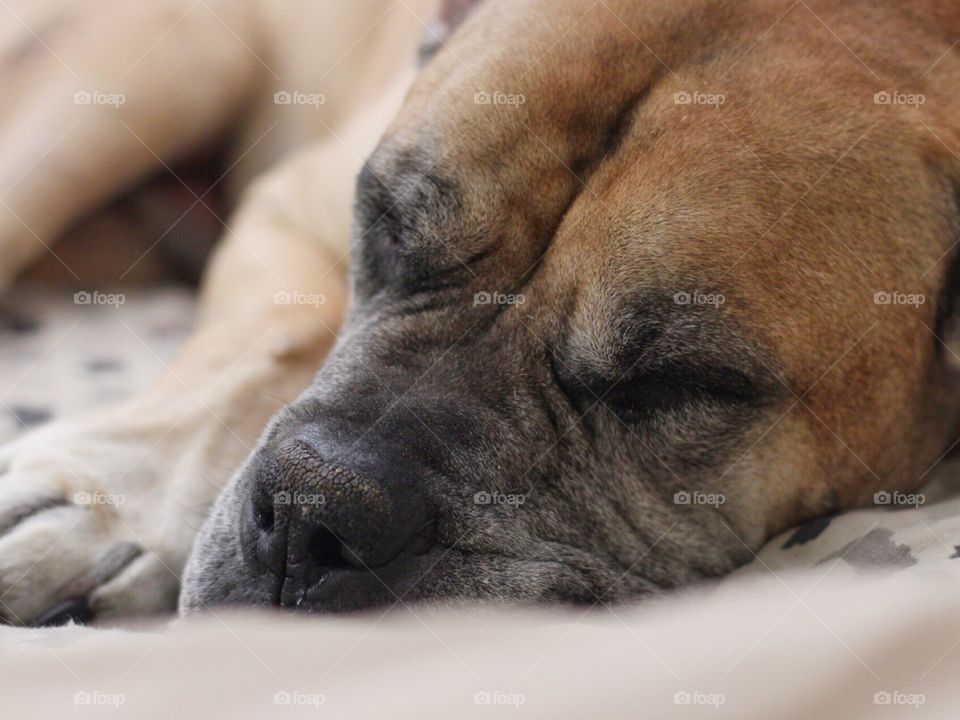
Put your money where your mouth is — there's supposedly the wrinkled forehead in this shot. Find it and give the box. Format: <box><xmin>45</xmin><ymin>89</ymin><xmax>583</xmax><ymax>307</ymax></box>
<box><xmin>379</xmin><ymin>0</ymin><xmax>949</xmax><ymax>241</ymax></box>
<box><xmin>385</xmin><ymin>0</ymin><xmax>664</xmax><ymax>179</ymax></box>
<box><xmin>370</xmin><ymin>0</ymin><xmax>901</xmax><ymax>274</ymax></box>
<box><xmin>362</xmin><ymin>0</ymin><xmax>958</xmax><ymax>376</ymax></box>
<box><xmin>386</xmin><ymin>0</ymin><xmax>763</xmax><ymax>163</ymax></box>
<box><xmin>360</xmin><ymin>0</ymin><xmax>699</xmax><ymax>309</ymax></box>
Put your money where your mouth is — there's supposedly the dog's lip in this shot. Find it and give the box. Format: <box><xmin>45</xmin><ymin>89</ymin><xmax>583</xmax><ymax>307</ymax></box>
<box><xmin>275</xmin><ymin>546</ymin><xmax>453</xmax><ymax>612</ymax></box>
<box><xmin>279</xmin><ymin>569</ymin><xmax>385</xmax><ymax>611</ymax></box>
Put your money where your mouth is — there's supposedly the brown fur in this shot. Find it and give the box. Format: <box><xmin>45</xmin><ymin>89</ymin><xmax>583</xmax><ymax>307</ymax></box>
<box><xmin>2</xmin><ymin>0</ymin><xmax>960</xmax><ymax>620</ymax></box>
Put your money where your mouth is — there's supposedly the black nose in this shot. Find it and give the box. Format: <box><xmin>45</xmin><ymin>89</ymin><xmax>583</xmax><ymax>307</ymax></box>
<box><xmin>242</xmin><ymin>435</ymin><xmax>434</xmax><ymax>605</ymax></box>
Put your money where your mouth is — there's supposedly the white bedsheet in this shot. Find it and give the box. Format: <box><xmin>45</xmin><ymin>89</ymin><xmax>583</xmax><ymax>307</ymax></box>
<box><xmin>2</xmin><ymin>570</ymin><xmax>958</xmax><ymax>718</ymax></box>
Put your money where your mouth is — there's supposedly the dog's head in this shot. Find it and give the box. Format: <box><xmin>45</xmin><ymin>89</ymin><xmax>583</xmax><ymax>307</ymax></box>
<box><xmin>181</xmin><ymin>0</ymin><xmax>960</xmax><ymax>613</ymax></box>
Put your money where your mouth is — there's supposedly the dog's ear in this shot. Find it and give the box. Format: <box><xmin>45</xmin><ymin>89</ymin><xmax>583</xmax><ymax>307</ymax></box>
<box><xmin>935</xmin><ymin>185</ymin><xmax>960</xmax><ymax>368</ymax></box>
<box><xmin>418</xmin><ymin>0</ymin><xmax>485</xmax><ymax>65</ymax></box>
<box><xmin>936</xmin><ymin>242</ymin><xmax>960</xmax><ymax>369</ymax></box>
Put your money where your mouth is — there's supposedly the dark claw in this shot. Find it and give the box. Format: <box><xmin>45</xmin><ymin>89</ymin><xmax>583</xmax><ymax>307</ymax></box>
<box><xmin>0</xmin><ymin>495</ymin><xmax>67</xmax><ymax>538</ymax></box>
<box><xmin>28</xmin><ymin>597</ymin><xmax>92</xmax><ymax>627</ymax></box>
<box><xmin>26</xmin><ymin>543</ymin><xmax>143</xmax><ymax>627</ymax></box>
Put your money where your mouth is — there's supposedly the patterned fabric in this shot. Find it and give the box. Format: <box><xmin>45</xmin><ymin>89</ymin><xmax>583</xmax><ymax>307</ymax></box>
<box><xmin>0</xmin><ymin>287</ymin><xmax>194</xmax><ymax>443</ymax></box>
<box><xmin>731</xmin><ymin>462</ymin><xmax>960</xmax><ymax>582</ymax></box>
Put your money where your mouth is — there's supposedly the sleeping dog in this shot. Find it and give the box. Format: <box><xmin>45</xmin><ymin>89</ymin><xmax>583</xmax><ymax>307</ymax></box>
<box><xmin>1</xmin><ymin>0</ymin><xmax>959</xmax><ymax>623</ymax></box>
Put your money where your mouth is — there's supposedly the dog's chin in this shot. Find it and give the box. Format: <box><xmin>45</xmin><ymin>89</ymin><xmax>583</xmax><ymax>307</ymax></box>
<box><xmin>179</xmin><ymin>483</ymin><xmax>653</xmax><ymax>615</ymax></box>
<box><xmin>180</xmin><ymin>539</ymin><xmax>622</xmax><ymax>616</ymax></box>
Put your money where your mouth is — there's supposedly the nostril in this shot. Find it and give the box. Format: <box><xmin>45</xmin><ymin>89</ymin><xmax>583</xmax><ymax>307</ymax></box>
<box><xmin>309</xmin><ymin>526</ymin><xmax>351</xmax><ymax>569</ymax></box>
<box><xmin>253</xmin><ymin>503</ymin><xmax>275</xmax><ymax>532</ymax></box>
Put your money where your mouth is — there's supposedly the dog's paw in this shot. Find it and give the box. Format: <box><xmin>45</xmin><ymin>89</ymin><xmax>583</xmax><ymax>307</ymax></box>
<box><xmin>0</xmin><ymin>417</ymin><xmax>210</xmax><ymax>625</ymax></box>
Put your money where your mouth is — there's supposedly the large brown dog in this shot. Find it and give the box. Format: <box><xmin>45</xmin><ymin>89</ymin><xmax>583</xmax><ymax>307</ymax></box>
<box><xmin>1</xmin><ymin>0</ymin><xmax>960</xmax><ymax>622</ymax></box>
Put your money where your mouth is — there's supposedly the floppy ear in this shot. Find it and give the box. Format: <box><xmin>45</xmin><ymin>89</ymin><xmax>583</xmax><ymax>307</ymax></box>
<box><xmin>935</xmin><ymin>185</ymin><xmax>960</xmax><ymax>368</ymax></box>
<box><xmin>935</xmin><ymin>242</ymin><xmax>960</xmax><ymax>369</ymax></box>
<box><xmin>418</xmin><ymin>0</ymin><xmax>485</xmax><ymax>65</ymax></box>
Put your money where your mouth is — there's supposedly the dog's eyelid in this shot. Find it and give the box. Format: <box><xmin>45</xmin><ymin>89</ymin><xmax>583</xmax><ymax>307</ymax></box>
<box><xmin>636</xmin><ymin>357</ymin><xmax>766</xmax><ymax>403</ymax></box>
<box><xmin>585</xmin><ymin>361</ymin><xmax>763</xmax><ymax>426</ymax></box>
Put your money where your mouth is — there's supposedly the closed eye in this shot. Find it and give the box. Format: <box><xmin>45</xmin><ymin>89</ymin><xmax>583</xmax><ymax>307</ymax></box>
<box><xmin>583</xmin><ymin>362</ymin><xmax>763</xmax><ymax>424</ymax></box>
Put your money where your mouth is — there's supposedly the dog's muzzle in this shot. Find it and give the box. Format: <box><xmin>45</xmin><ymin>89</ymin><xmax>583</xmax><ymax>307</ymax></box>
<box><xmin>181</xmin><ymin>308</ymin><xmax>535</xmax><ymax>613</ymax></box>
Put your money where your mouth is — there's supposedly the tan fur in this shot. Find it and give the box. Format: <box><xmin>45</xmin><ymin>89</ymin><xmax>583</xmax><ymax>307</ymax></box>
<box><xmin>391</xmin><ymin>0</ymin><xmax>960</xmax><ymax>534</ymax></box>
<box><xmin>3</xmin><ymin>0</ymin><xmax>960</xmax><ymax>620</ymax></box>
<box><xmin>0</xmin><ymin>0</ymin><xmax>431</xmax><ymax>622</ymax></box>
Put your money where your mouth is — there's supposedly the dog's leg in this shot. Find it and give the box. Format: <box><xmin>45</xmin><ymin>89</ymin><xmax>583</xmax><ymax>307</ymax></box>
<box><xmin>0</xmin><ymin>0</ymin><xmax>263</xmax><ymax>289</ymax></box>
<box><xmin>0</xmin><ymin>124</ymin><xmax>385</xmax><ymax>622</ymax></box>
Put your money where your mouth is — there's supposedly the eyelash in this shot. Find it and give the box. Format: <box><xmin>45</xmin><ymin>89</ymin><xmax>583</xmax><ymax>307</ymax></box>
<box><xmin>581</xmin><ymin>367</ymin><xmax>759</xmax><ymax>424</ymax></box>
<box><xmin>602</xmin><ymin>380</ymin><xmax>718</xmax><ymax>423</ymax></box>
